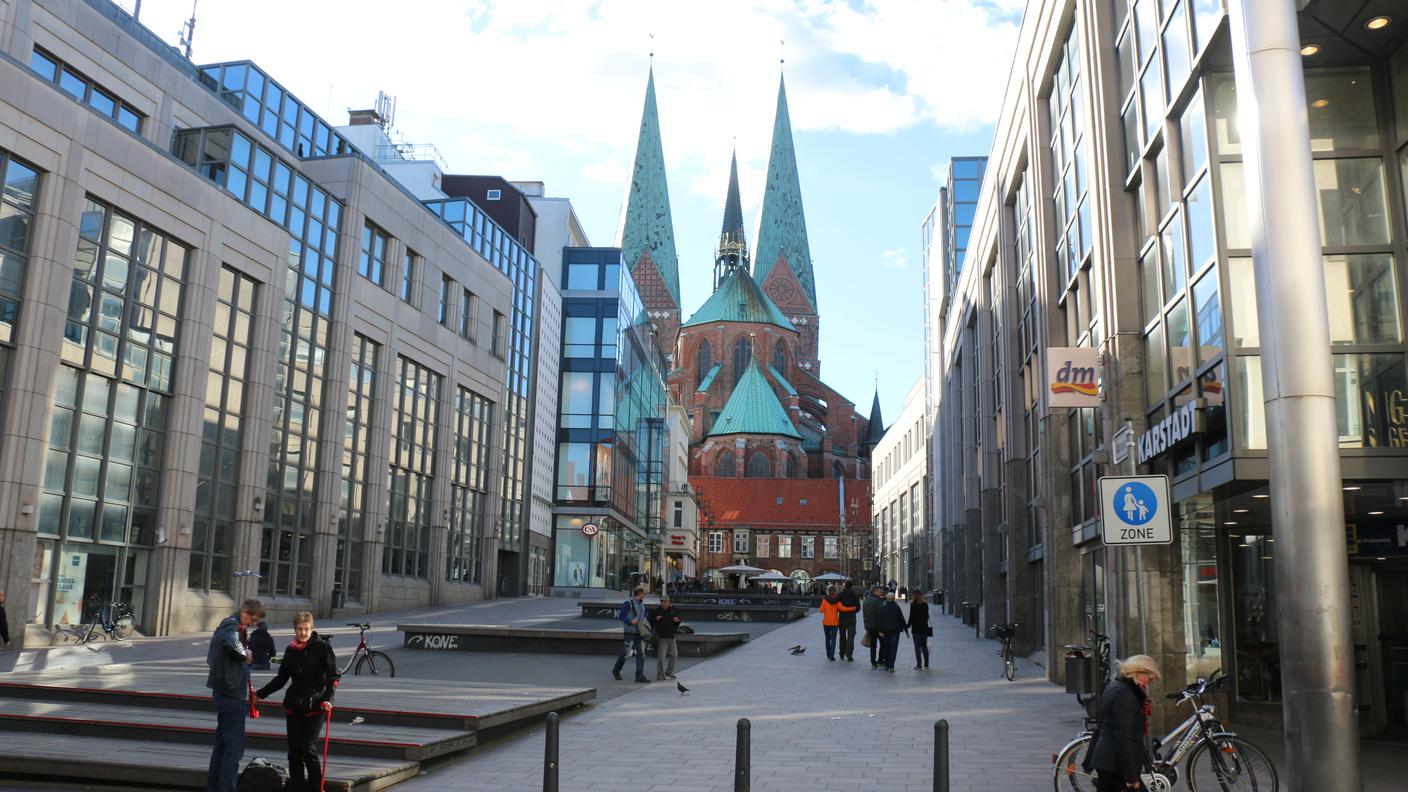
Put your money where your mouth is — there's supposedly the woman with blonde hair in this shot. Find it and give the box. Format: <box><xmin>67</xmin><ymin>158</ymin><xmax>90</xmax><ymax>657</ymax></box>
<box><xmin>1085</xmin><ymin>654</ymin><xmax>1159</xmax><ymax>791</ymax></box>
<box><xmin>256</xmin><ymin>612</ymin><xmax>337</xmax><ymax>791</ymax></box>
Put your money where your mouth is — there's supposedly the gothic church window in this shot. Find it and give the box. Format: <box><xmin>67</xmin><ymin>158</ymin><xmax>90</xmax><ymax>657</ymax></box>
<box><xmin>785</xmin><ymin>453</ymin><xmax>798</xmax><ymax>478</ymax></box>
<box><xmin>746</xmin><ymin>451</ymin><xmax>771</xmax><ymax>478</ymax></box>
<box><xmin>772</xmin><ymin>339</ymin><xmax>787</xmax><ymax>370</ymax></box>
<box><xmin>733</xmin><ymin>337</ymin><xmax>752</xmax><ymax>380</ymax></box>
<box><xmin>715</xmin><ymin>450</ymin><xmax>736</xmax><ymax>477</ymax></box>
<box><xmin>696</xmin><ymin>339</ymin><xmax>712</xmax><ymax>389</ymax></box>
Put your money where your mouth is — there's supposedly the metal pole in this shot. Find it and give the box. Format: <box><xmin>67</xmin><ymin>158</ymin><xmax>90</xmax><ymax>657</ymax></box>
<box><xmin>542</xmin><ymin>712</ymin><xmax>559</xmax><ymax>792</ymax></box>
<box><xmin>932</xmin><ymin>719</ymin><xmax>949</xmax><ymax>792</ymax></box>
<box><xmin>734</xmin><ymin>718</ymin><xmax>751</xmax><ymax>792</ymax></box>
<box><xmin>1227</xmin><ymin>2</ymin><xmax>1361</xmax><ymax>790</ymax></box>
<box><xmin>1124</xmin><ymin>421</ymin><xmax>1147</xmax><ymax>656</ymax></box>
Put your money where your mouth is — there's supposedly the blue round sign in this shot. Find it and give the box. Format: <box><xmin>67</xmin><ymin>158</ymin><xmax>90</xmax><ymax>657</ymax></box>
<box><xmin>1113</xmin><ymin>482</ymin><xmax>1158</xmax><ymax>526</ymax></box>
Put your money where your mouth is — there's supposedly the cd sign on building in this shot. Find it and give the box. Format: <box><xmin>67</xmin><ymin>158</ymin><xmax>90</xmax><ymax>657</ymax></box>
<box><xmin>1047</xmin><ymin>347</ymin><xmax>1100</xmax><ymax>408</ymax></box>
<box><xmin>581</xmin><ymin>522</ymin><xmax>600</xmax><ymax>537</ymax></box>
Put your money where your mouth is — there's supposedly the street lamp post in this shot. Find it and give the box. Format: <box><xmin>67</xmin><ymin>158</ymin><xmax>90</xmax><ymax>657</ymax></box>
<box><xmin>1228</xmin><ymin>2</ymin><xmax>1361</xmax><ymax>789</ymax></box>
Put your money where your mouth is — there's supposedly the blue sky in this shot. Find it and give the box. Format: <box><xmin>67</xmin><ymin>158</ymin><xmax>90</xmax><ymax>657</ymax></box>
<box><xmin>125</xmin><ymin>0</ymin><xmax>1022</xmax><ymax>420</ymax></box>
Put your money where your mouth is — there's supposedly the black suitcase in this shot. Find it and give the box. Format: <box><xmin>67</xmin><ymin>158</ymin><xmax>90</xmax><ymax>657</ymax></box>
<box><xmin>238</xmin><ymin>757</ymin><xmax>289</xmax><ymax>792</ymax></box>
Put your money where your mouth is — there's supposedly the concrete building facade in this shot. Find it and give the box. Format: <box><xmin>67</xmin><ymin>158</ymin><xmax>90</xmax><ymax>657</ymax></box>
<box><xmin>873</xmin><ymin>376</ymin><xmax>928</xmax><ymax>589</ymax></box>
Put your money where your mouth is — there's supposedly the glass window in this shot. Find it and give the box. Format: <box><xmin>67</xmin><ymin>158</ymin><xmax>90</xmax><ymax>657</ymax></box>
<box><xmin>400</xmin><ymin>250</ymin><xmax>415</xmax><ymax>303</ymax></box>
<box><xmin>1218</xmin><ymin>163</ymin><xmax>1250</xmax><ymax>250</ymax></box>
<box><xmin>438</xmin><ymin>275</ymin><xmax>452</xmax><ymax>324</ymax></box>
<box><xmin>1134</xmin><ymin>0</ymin><xmax>1158</xmax><ymax>63</ymax></box>
<box><xmin>1161</xmin><ymin>210</ymin><xmax>1187</xmax><ymax>296</ymax></box>
<box><xmin>1325</xmin><ymin>254</ymin><xmax>1400</xmax><ymax>345</ymax></box>
<box><xmin>1333</xmin><ymin>353</ymin><xmax>1407</xmax><ymax>448</ymax></box>
<box><xmin>1141</xmin><ymin>58</ymin><xmax>1165</xmax><ymax>141</ymax></box>
<box><xmin>1192</xmin><ymin>265</ymin><xmax>1222</xmax><ymax>360</ymax></box>
<box><xmin>1190</xmin><ymin>0</ymin><xmax>1221</xmax><ymax>53</ymax></box>
<box><xmin>1162</xmin><ymin>2</ymin><xmax>1191</xmax><ymax>96</ymax></box>
<box><xmin>1227</xmin><ymin>257</ymin><xmax>1258</xmax><ymax>348</ymax></box>
<box><xmin>1180</xmin><ymin>502</ymin><xmax>1223</xmax><ymax>683</ymax></box>
<box><xmin>1180</xmin><ymin>92</ymin><xmax>1208</xmax><ymax>185</ymax></box>
<box><xmin>1313</xmin><ymin>159</ymin><xmax>1390</xmax><ymax>247</ymax></box>
<box><xmin>715</xmin><ymin>450</ymin><xmax>736</xmax><ymax>477</ymax></box>
<box><xmin>1211</xmin><ymin>76</ymin><xmax>1241</xmax><ymax>156</ymax></box>
<box><xmin>1305</xmin><ymin>68</ymin><xmax>1378</xmax><ymax>152</ymax></box>
<box><xmin>1141</xmin><ymin>243</ymin><xmax>1162</xmax><ymax>323</ymax></box>
<box><xmin>559</xmin><ymin>371</ymin><xmax>593</xmax><ymax>428</ymax></box>
<box><xmin>1168</xmin><ymin>298</ymin><xmax>1193</xmax><ymax>384</ymax></box>
<box><xmin>29</xmin><ymin>48</ymin><xmax>57</xmax><ymax>80</ymax></box>
<box><xmin>1186</xmin><ymin>173</ymin><xmax>1216</xmax><ymax>269</ymax></box>
<box><xmin>1232</xmin><ymin>534</ymin><xmax>1279</xmax><ymax>702</ymax></box>
<box><xmin>1235</xmin><ymin>355</ymin><xmax>1266</xmax><ymax>449</ymax></box>
<box><xmin>567</xmin><ymin>262</ymin><xmax>597</xmax><ymax>290</ymax></box>
<box><xmin>556</xmin><ymin>443</ymin><xmax>590</xmax><ymax>500</ymax></box>
<box><xmin>1146</xmin><ymin>324</ymin><xmax>1167</xmax><ymax>403</ymax></box>
<box><xmin>1201</xmin><ymin>363</ymin><xmax>1229</xmax><ymax>458</ymax></box>
<box><xmin>745</xmin><ymin>451</ymin><xmax>771</xmax><ymax>478</ymax></box>
<box><xmin>564</xmin><ymin>316</ymin><xmax>595</xmax><ymax>358</ymax></box>
<box><xmin>1117</xmin><ymin>27</ymin><xmax>1137</xmax><ymax>98</ymax></box>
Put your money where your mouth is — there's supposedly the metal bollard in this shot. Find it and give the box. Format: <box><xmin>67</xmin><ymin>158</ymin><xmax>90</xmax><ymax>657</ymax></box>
<box><xmin>543</xmin><ymin>711</ymin><xmax>559</xmax><ymax>792</ymax></box>
<box><xmin>734</xmin><ymin>717</ymin><xmax>751</xmax><ymax>792</ymax></box>
<box><xmin>933</xmin><ymin>719</ymin><xmax>949</xmax><ymax>792</ymax></box>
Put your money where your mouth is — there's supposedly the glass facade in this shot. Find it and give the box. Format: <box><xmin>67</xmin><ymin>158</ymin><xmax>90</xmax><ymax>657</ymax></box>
<box><xmin>29</xmin><ymin>47</ymin><xmax>142</xmax><ymax>133</ymax></box>
<box><xmin>423</xmin><ymin>197</ymin><xmax>537</xmax><ymax>555</ymax></box>
<box><xmin>41</xmin><ymin>197</ymin><xmax>186</xmax><ymax>628</ymax></box>
<box><xmin>384</xmin><ymin>356</ymin><xmax>440</xmax><ymax>579</ymax></box>
<box><xmin>946</xmin><ymin>158</ymin><xmax>985</xmax><ymax>282</ymax></box>
<box><xmin>198</xmin><ymin>62</ymin><xmax>352</xmax><ymax>160</ymax></box>
<box><xmin>0</xmin><ymin>148</ymin><xmax>37</xmax><ymax>347</ymax></box>
<box><xmin>190</xmin><ymin>267</ymin><xmax>258</xmax><ymax>593</ymax></box>
<box><xmin>449</xmin><ymin>387</ymin><xmax>494</xmax><ymax>583</ymax></box>
<box><xmin>338</xmin><ymin>335</ymin><xmax>378</xmax><ymax>603</ymax></box>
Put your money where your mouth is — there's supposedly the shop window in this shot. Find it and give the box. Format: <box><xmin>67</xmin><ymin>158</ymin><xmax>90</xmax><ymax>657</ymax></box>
<box><xmin>1333</xmin><ymin>353</ymin><xmax>1408</xmax><ymax>448</ymax></box>
<box><xmin>1234</xmin><ymin>356</ymin><xmax>1266</xmax><ymax>449</ymax></box>
<box><xmin>1180</xmin><ymin>501</ymin><xmax>1223</xmax><ymax>683</ymax></box>
<box><xmin>1082</xmin><ymin>548</ymin><xmax>1106</xmax><ymax>637</ymax></box>
<box><xmin>1232</xmin><ymin>534</ymin><xmax>1280</xmax><ymax>702</ymax></box>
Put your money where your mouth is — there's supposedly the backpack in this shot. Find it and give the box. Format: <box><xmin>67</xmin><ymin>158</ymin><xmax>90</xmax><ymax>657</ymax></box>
<box><xmin>237</xmin><ymin>757</ymin><xmax>289</xmax><ymax>792</ymax></box>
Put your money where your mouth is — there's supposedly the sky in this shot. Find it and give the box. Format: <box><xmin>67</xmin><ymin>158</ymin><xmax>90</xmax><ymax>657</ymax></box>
<box><xmin>124</xmin><ymin>0</ymin><xmax>1023</xmax><ymax>421</ymax></box>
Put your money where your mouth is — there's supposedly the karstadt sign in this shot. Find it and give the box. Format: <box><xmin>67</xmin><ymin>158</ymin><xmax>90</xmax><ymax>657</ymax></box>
<box><xmin>1047</xmin><ymin>347</ymin><xmax>1100</xmax><ymax>408</ymax></box>
<box><xmin>1136</xmin><ymin>401</ymin><xmax>1200</xmax><ymax>464</ymax></box>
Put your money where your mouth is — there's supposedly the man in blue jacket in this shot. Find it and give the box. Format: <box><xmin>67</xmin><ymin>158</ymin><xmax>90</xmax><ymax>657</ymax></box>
<box><xmin>205</xmin><ymin>598</ymin><xmax>265</xmax><ymax>792</ymax></box>
<box><xmin>610</xmin><ymin>587</ymin><xmax>651</xmax><ymax>683</ymax></box>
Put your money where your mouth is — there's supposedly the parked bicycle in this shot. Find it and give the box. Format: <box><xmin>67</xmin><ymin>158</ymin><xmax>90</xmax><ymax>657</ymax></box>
<box><xmin>1063</xmin><ymin>630</ymin><xmax>1112</xmax><ymax>710</ymax></box>
<box><xmin>332</xmin><ymin>622</ymin><xmax>396</xmax><ymax>677</ymax></box>
<box><xmin>76</xmin><ymin>597</ymin><xmax>135</xmax><ymax>644</ymax></box>
<box><xmin>1051</xmin><ymin>669</ymin><xmax>1278</xmax><ymax>791</ymax></box>
<box><xmin>989</xmin><ymin>622</ymin><xmax>1019</xmax><ymax>681</ymax></box>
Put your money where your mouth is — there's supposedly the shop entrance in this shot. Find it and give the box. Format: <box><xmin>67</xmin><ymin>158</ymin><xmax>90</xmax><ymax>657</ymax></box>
<box><xmin>1352</xmin><ymin>563</ymin><xmax>1408</xmax><ymax>736</ymax></box>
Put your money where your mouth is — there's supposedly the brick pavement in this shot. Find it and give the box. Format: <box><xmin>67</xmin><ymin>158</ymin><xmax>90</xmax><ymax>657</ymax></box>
<box><xmin>399</xmin><ymin>608</ymin><xmax>1086</xmax><ymax>792</ymax></box>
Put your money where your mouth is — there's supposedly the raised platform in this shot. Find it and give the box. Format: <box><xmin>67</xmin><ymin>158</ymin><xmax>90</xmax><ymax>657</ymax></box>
<box><xmin>400</xmin><ymin>624</ymin><xmax>749</xmax><ymax>656</ymax></box>
<box><xmin>665</xmin><ymin>592</ymin><xmax>825</xmax><ymax>607</ymax></box>
<box><xmin>0</xmin><ymin>665</ymin><xmax>593</xmax><ymax>790</ymax></box>
<box><xmin>578</xmin><ymin>601</ymin><xmax>809</xmax><ymax>623</ymax></box>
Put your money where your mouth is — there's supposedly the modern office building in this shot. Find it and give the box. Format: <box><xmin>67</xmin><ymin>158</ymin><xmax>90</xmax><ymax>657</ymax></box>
<box><xmin>549</xmin><ymin>247</ymin><xmax>668</xmax><ymax>594</ymax></box>
<box><xmin>873</xmin><ymin>376</ymin><xmax>928</xmax><ymax>589</ymax></box>
<box><xmin>0</xmin><ymin>0</ymin><xmax>548</xmax><ymax>642</ymax></box>
<box><xmin>932</xmin><ymin>0</ymin><xmax>1408</xmax><ymax>735</ymax></box>
<box><xmin>662</xmin><ymin>400</ymin><xmax>700</xmax><ymax>585</ymax></box>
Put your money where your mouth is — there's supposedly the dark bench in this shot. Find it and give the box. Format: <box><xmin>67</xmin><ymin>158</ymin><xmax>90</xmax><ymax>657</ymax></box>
<box><xmin>399</xmin><ymin>624</ymin><xmax>749</xmax><ymax>657</ymax></box>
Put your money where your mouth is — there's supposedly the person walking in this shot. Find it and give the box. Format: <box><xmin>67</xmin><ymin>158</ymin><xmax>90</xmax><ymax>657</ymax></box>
<box><xmin>248</xmin><ymin>620</ymin><xmax>276</xmax><ymax>671</ymax></box>
<box><xmin>652</xmin><ymin>595</ymin><xmax>682</xmax><ymax>680</ymax></box>
<box><xmin>255</xmin><ymin>612</ymin><xmax>337</xmax><ymax>792</ymax></box>
<box><xmin>0</xmin><ymin>590</ymin><xmax>10</xmax><ymax>650</ymax></box>
<box><xmin>877</xmin><ymin>592</ymin><xmax>906</xmax><ymax>672</ymax></box>
<box><xmin>817</xmin><ymin>585</ymin><xmax>853</xmax><ymax>661</ymax></box>
<box><xmin>1086</xmin><ymin>655</ymin><xmax>1160</xmax><ymax>791</ymax></box>
<box><xmin>205</xmin><ymin>598</ymin><xmax>265</xmax><ymax>792</ymax></box>
<box><xmin>836</xmin><ymin>582</ymin><xmax>860</xmax><ymax>661</ymax></box>
<box><xmin>862</xmin><ymin>585</ymin><xmax>885</xmax><ymax>668</ymax></box>
<box><xmin>907</xmin><ymin>590</ymin><xmax>931</xmax><ymax>669</ymax></box>
<box><xmin>610</xmin><ymin>587</ymin><xmax>651</xmax><ymax>683</ymax></box>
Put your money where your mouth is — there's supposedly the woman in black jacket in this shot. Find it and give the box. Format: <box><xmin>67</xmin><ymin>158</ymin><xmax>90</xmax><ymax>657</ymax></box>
<box><xmin>877</xmin><ymin>593</ymin><xmax>907</xmax><ymax>672</ymax></box>
<box><xmin>906</xmin><ymin>591</ymin><xmax>931</xmax><ymax>670</ymax></box>
<box><xmin>256</xmin><ymin>612</ymin><xmax>337</xmax><ymax>792</ymax></box>
<box><xmin>1086</xmin><ymin>654</ymin><xmax>1160</xmax><ymax>791</ymax></box>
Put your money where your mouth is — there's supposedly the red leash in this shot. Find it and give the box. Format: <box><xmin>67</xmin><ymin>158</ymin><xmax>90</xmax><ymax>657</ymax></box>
<box><xmin>247</xmin><ymin>680</ymin><xmax>260</xmax><ymax>719</ymax></box>
<box><xmin>320</xmin><ymin>705</ymin><xmax>332</xmax><ymax>792</ymax></box>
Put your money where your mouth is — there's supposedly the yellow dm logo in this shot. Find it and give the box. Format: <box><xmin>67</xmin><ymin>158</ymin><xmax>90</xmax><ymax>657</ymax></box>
<box><xmin>1051</xmin><ymin>358</ymin><xmax>1098</xmax><ymax>396</ymax></box>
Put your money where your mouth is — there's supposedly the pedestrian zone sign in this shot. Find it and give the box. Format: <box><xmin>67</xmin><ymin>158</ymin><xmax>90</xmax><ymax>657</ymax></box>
<box><xmin>1099</xmin><ymin>475</ymin><xmax>1173</xmax><ymax>546</ymax></box>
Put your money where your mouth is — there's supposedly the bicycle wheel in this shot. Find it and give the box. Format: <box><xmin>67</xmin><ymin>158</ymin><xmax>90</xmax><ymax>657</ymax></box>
<box><xmin>112</xmin><ymin>614</ymin><xmax>134</xmax><ymax>639</ymax></box>
<box><xmin>354</xmin><ymin>649</ymin><xmax>396</xmax><ymax>677</ymax></box>
<box><xmin>1051</xmin><ymin>735</ymin><xmax>1099</xmax><ymax>792</ymax></box>
<box><xmin>1186</xmin><ymin>735</ymin><xmax>1278</xmax><ymax>792</ymax></box>
<box><xmin>1003</xmin><ymin>645</ymin><xmax>1016</xmax><ymax>681</ymax></box>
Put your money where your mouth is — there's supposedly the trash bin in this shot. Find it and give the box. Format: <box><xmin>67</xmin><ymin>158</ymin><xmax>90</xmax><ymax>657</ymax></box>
<box><xmin>1065</xmin><ymin>653</ymin><xmax>1095</xmax><ymax>695</ymax></box>
<box><xmin>960</xmin><ymin>601</ymin><xmax>977</xmax><ymax>627</ymax></box>
<box><xmin>331</xmin><ymin>585</ymin><xmax>344</xmax><ymax>610</ymax></box>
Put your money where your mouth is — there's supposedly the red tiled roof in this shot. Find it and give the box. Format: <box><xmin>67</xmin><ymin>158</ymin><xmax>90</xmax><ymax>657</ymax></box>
<box><xmin>689</xmin><ymin>476</ymin><xmax>872</xmax><ymax>531</ymax></box>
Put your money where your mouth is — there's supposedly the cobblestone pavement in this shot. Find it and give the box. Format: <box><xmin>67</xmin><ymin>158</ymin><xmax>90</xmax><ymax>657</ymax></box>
<box><xmin>399</xmin><ymin>609</ymin><xmax>1086</xmax><ymax>792</ymax></box>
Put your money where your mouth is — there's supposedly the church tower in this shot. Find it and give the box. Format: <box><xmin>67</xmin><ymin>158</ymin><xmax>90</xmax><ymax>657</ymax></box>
<box><xmin>753</xmin><ymin>75</ymin><xmax>821</xmax><ymax>377</ymax></box>
<box><xmin>715</xmin><ymin>147</ymin><xmax>748</xmax><ymax>288</ymax></box>
<box><xmin>617</xmin><ymin>67</ymin><xmax>681</xmax><ymax>361</ymax></box>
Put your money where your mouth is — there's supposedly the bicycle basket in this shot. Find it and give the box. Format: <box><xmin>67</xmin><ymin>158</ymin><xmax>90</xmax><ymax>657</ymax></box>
<box><xmin>990</xmin><ymin>623</ymin><xmax>1016</xmax><ymax>640</ymax></box>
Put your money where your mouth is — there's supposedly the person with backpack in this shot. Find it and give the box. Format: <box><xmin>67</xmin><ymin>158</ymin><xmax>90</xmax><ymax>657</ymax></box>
<box><xmin>256</xmin><ymin>612</ymin><xmax>337</xmax><ymax>792</ymax></box>
<box><xmin>205</xmin><ymin>598</ymin><xmax>265</xmax><ymax>792</ymax></box>
<box><xmin>1085</xmin><ymin>655</ymin><xmax>1160</xmax><ymax>791</ymax></box>
<box><xmin>610</xmin><ymin>587</ymin><xmax>651</xmax><ymax>683</ymax></box>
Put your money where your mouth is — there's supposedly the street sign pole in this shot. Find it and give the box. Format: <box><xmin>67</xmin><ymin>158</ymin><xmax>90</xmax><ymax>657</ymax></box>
<box><xmin>1125</xmin><ymin>420</ymin><xmax>1147</xmax><ymax>656</ymax></box>
<box><xmin>1100</xmin><ymin>471</ymin><xmax>1173</xmax><ymax>659</ymax></box>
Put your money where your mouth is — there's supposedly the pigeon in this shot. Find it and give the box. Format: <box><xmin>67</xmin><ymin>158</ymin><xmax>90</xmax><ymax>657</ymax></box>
<box><xmin>676</xmin><ymin>681</ymin><xmax>689</xmax><ymax>695</ymax></box>
<box><xmin>790</xmin><ymin>646</ymin><xmax>807</xmax><ymax>656</ymax></box>
<box><xmin>788</xmin><ymin>645</ymin><xmax>803</xmax><ymax>652</ymax></box>
<box><xmin>350</xmin><ymin>716</ymin><xmax>365</xmax><ymax>725</ymax></box>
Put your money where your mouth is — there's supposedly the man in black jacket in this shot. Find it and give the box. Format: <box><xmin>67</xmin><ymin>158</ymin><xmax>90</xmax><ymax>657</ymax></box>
<box><xmin>652</xmin><ymin>596</ymin><xmax>683</xmax><ymax>680</ymax></box>
<box><xmin>205</xmin><ymin>598</ymin><xmax>265</xmax><ymax>792</ymax></box>
<box><xmin>835</xmin><ymin>583</ymin><xmax>860</xmax><ymax>661</ymax></box>
<box><xmin>862</xmin><ymin>585</ymin><xmax>885</xmax><ymax>667</ymax></box>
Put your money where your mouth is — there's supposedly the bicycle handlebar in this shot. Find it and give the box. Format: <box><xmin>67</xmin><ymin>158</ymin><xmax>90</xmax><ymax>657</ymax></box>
<box><xmin>346</xmin><ymin>622</ymin><xmax>370</xmax><ymax>630</ymax></box>
<box><xmin>1168</xmin><ymin>668</ymin><xmax>1226</xmax><ymax>701</ymax></box>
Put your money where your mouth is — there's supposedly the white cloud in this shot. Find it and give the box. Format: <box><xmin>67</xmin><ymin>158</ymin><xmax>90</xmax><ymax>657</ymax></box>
<box><xmin>581</xmin><ymin>157</ymin><xmax>628</xmax><ymax>184</ymax></box>
<box><xmin>880</xmin><ymin>248</ymin><xmax>909</xmax><ymax>269</ymax></box>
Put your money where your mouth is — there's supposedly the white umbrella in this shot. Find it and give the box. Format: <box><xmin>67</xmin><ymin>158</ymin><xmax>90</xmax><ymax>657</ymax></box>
<box><xmin>815</xmin><ymin>572</ymin><xmax>850</xmax><ymax>581</ymax></box>
<box><xmin>718</xmin><ymin>563</ymin><xmax>766</xmax><ymax>574</ymax></box>
<box><xmin>750</xmin><ymin>571</ymin><xmax>790</xmax><ymax>582</ymax></box>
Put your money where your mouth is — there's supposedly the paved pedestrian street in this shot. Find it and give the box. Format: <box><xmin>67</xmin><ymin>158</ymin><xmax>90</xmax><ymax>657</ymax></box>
<box><xmin>399</xmin><ymin>607</ymin><xmax>1080</xmax><ymax>792</ymax></box>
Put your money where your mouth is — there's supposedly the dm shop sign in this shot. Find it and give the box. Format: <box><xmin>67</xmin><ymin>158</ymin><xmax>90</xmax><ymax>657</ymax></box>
<box><xmin>1047</xmin><ymin>347</ymin><xmax>1099</xmax><ymax>408</ymax></box>
<box><xmin>1137</xmin><ymin>401</ymin><xmax>1200</xmax><ymax>464</ymax></box>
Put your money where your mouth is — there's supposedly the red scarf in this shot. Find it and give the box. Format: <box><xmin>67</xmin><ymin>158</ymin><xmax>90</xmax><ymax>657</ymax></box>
<box><xmin>1141</xmin><ymin>694</ymin><xmax>1153</xmax><ymax>735</ymax></box>
<box><xmin>289</xmin><ymin>637</ymin><xmax>308</xmax><ymax>651</ymax></box>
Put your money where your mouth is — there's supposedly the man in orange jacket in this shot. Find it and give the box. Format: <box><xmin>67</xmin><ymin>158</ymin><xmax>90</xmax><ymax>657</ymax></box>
<box><xmin>818</xmin><ymin>585</ymin><xmax>857</xmax><ymax>661</ymax></box>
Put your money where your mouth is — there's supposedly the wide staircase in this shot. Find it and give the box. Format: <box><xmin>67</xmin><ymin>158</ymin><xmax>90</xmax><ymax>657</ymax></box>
<box><xmin>0</xmin><ymin>665</ymin><xmax>593</xmax><ymax>790</ymax></box>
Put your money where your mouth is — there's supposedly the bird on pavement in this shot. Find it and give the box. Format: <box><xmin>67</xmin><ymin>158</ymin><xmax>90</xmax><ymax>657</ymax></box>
<box><xmin>790</xmin><ymin>646</ymin><xmax>807</xmax><ymax>656</ymax></box>
<box><xmin>676</xmin><ymin>681</ymin><xmax>689</xmax><ymax>695</ymax></box>
<box><xmin>788</xmin><ymin>644</ymin><xmax>802</xmax><ymax>652</ymax></box>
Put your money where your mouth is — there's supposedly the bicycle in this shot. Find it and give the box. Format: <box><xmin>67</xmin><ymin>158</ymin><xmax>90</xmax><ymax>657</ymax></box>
<box><xmin>1063</xmin><ymin>630</ymin><xmax>1112</xmax><ymax>710</ymax></box>
<box><xmin>989</xmin><ymin>622</ymin><xmax>1018</xmax><ymax>681</ymax></box>
<box><xmin>76</xmin><ymin>598</ymin><xmax>135</xmax><ymax>644</ymax></box>
<box><xmin>332</xmin><ymin>622</ymin><xmax>396</xmax><ymax>677</ymax></box>
<box><xmin>1051</xmin><ymin>669</ymin><xmax>1278</xmax><ymax>791</ymax></box>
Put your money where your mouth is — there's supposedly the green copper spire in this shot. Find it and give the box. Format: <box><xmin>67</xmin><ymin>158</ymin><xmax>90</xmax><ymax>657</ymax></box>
<box><xmin>707</xmin><ymin>357</ymin><xmax>802</xmax><ymax>439</ymax></box>
<box><xmin>721</xmin><ymin>146</ymin><xmax>745</xmax><ymax>245</ymax></box>
<box><xmin>752</xmin><ymin>75</ymin><xmax>815</xmax><ymax>305</ymax></box>
<box><xmin>617</xmin><ymin>67</ymin><xmax>680</xmax><ymax>305</ymax></box>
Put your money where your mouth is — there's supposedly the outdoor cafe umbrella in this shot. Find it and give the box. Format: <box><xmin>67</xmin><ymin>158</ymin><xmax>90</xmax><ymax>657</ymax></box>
<box><xmin>718</xmin><ymin>563</ymin><xmax>766</xmax><ymax>574</ymax></box>
<box><xmin>814</xmin><ymin>572</ymin><xmax>850</xmax><ymax>581</ymax></box>
<box><xmin>749</xmin><ymin>571</ymin><xmax>790</xmax><ymax>582</ymax></box>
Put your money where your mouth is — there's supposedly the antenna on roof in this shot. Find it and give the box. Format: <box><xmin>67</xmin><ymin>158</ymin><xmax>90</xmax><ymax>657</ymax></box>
<box><xmin>374</xmin><ymin>91</ymin><xmax>397</xmax><ymax>132</ymax></box>
<box><xmin>649</xmin><ymin>32</ymin><xmax>655</xmax><ymax>62</ymax></box>
<box><xmin>178</xmin><ymin>0</ymin><xmax>198</xmax><ymax>60</ymax></box>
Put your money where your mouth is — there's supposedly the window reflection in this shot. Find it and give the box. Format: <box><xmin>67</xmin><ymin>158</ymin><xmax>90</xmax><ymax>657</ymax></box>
<box><xmin>1325</xmin><ymin>254</ymin><xmax>1400</xmax><ymax>345</ymax></box>
<box><xmin>1313</xmin><ymin>159</ymin><xmax>1389</xmax><ymax>247</ymax></box>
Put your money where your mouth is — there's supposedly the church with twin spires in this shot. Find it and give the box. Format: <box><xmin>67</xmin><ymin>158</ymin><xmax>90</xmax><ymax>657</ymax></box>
<box><xmin>616</xmin><ymin>68</ymin><xmax>880</xmax><ymax>579</ymax></box>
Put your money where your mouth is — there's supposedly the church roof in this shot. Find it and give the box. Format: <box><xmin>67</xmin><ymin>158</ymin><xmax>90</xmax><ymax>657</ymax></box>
<box><xmin>864</xmin><ymin>388</ymin><xmax>887</xmax><ymax>445</ymax></box>
<box><xmin>753</xmin><ymin>75</ymin><xmax>816</xmax><ymax>306</ymax></box>
<box><xmin>707</xmin><ymin>357</ymin><xmax>803</xmax><ymax>440</ymax></box>
<box><xmin>616</xmin><ymin>68</ymin><xmax>681</xmax><ymax>305</ymax></box>
<box><xmin>683</xmin><ymin>266</ymin><xmax>795</xmax><ymax>331</ymax></box>
<box><xmin>697</xmin><ymin>362</ymin><xmax>723</xmax><ymax>393</ymax></box>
